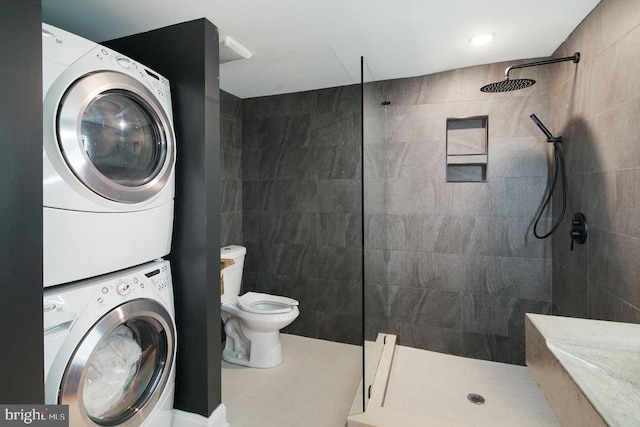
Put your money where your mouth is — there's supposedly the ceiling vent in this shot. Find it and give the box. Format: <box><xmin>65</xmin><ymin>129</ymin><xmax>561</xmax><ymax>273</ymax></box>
<box><xmin>219</xmin><ymin>36</ymin><xmax>253</xmax><ymax>64</ymax></box>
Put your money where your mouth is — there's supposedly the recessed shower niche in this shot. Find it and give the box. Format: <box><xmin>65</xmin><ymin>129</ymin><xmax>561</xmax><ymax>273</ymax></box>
<box><xmin>446</xmin><ymin>116</ymin><xmax>488</xmax><ymax>182</ymax></box>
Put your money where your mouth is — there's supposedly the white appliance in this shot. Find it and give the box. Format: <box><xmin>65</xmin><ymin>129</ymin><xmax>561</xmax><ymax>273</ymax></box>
<box><xmin>43</xmin><ymin>259</ymin><xmax>176</xmax><ymax>427</ymax></box>
<box><xmin>42</xmin><ymin>23</ymin><xmax>176</xmax><ymax>287</ymax></box>
<box><xmin>220</xmin><ymin>245</ymin><xmax>299</xmax><ymax>368</ymax></box>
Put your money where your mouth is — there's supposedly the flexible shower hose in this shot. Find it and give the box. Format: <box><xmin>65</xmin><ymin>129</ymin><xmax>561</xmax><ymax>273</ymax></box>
<box><xmin>533</xmin><ymin>141</ymin><xmax>567</xmax><ymax>239</ymax></box>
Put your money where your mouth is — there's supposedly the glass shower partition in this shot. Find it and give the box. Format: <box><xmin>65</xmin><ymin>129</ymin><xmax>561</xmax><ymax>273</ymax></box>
<box><xmin>360</xmin><ymin>56</ymin><xmax>387</xmax><ymax>411</ymax></box>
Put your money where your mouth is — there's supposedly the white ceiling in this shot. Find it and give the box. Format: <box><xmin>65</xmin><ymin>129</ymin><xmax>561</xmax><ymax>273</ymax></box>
<box><xmin>42</xmin><ymin>0</ymin><xmax>601</xmax><ymax>99</ymax></box>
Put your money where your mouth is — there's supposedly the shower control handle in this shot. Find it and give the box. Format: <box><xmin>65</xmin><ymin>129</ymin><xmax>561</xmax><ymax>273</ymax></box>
<box><xmin>570</xmin><ymin>212</ymin><xmax>587</xmax><ymax>251</ymax></box>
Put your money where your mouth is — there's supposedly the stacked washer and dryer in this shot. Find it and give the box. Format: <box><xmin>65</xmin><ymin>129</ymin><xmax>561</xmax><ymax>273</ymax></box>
<box><xmin>41</xmin><ymin>24</ymin><xmax>178</xmax><ymax>427</ymax></box>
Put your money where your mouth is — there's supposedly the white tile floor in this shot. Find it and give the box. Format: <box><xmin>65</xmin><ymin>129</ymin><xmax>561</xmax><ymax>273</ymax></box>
<box><xmin>383</xmin><ymin>346</ymin><xmax>560</xmax><ymax>427</ymax></box>
<box><xmin>222</xmin><ymin>334</ymin><xmax>362</xmax><ymax>427</ymax></box>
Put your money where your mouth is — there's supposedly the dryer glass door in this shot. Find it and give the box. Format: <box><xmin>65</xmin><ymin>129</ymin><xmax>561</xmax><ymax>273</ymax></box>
<box><xmin>57</xmin><ymin>71</ymin><xmax>175</xmax><ymax>204</ymax></box>
<box><xmin>59</xmin><ymin>299</ymin><xmax>175</xmax><ymax>427</ymax></box>
<box><xmin>81</xmin><ymin>91</ymin><xmax>165</xmax><ymax>187</ymax></box>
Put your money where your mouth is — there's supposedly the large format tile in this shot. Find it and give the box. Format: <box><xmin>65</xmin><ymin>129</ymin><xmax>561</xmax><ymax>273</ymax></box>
<box><xmin>382</xmin><ymin>69</ymin><xmax>462</xmax><ymax>106</ymax></box>
<box><xmin>316</xmin><ymin>278</ymin><xmax>362</xmax><ymax>315</ymax></box>
<box><xmin>585</xmin><ymin>99</ymin><xmax>640</xmax><ymax>173</ymax></box>
<box><xmin>589</xmin><ymin>228</ymin><xmax>640</xmax><ymax>310</ymax></box>
<box><xmin>258</xmin><ymin>243</ymin><xmax>317</xmax><ymax>278</ymax></box>
<box><xmin>222</xmin><ymin>334</ymin><xmax>360</xmax><ymax>427</ymax></box>
<box><xmin>221</xmin><ymin>180</ymin><xmax>242</xmax><ymax>212</ymax></box>
<box><xmin>220</xmin><ymin>212</ymin><xmax>242</xmax><ymax>247</ymax></box>
<box><xmin>311</xmin><ymin>111</ymin><xmax>361</xmax><ymax>147</ymax></box>
<box><xmin>243</xmin><ymin>91</ymin><xmax>317</xmax><ymax>119</ymax></box>
<box><xmin>317</xmin><ymin>179</ymin><xmax>361</xmax><ymax>213</ymax></box>
<box><xmin>221</xmin><ymin>146</ymin><xmax>242</xmax><ymax>180</ymax></box>
<box><xmin>585</xmin><ymin>169</ymin><xmax>640</xmax><ymax>238</ymax></box>
<box><xmin>489</xmin><ymin>177</ymin><xmax>550</xmax><ymax>218</ymax></box>
<box><xmin>260</xmin><ymin>180</ymin><xmax>317</xmax><ymax>212</ymax></box>
<box><xmin>487</xmin><ymin>136</ymin><xmax>550</xmax><ymax>179</ymax></box>
<box><xmin>387</xmin><ymin>286</ymin><xmax>461</xmax><ymax>329</ymax></box>
<box><xmin>317</xmin><ymin>144</ymin><xmax>361</xmax><ymax>179</ymax></box>
<box><xmin>462</xmin><ymin>294</ymin><xmax>552</xmax><ymax>338</ymax></box>
<box><xmin>316</xmin><ymin>313</ymin><xmax>361</xmax><ymax>345</ymax></box>
<box><xmin>487</xmin><ymin>257</ymin><xmax>552</xmax><ymax>300</ymax></box>
<box><xmin>220</xmin><ymin>90</ymin><xmax>242</xmax><ymax>118</ymax></box>
<box><xmin>259</xmin><ymin>211</ymin><xmax>317</xmax><ymax>245</ymax></box>
<box><xmin>588</xmin><ymin>286</ymin><xmax>640</xmax><ymax>324</ymax></box>
<box><xmin>316</xmin><ymin>246</ymin><xmax>362</xmax><ymax>282</ymax></box>
<box><xmin>315</xmin><ymin>84</ymin><xmax>361</xmax><ymax>113</ymax></box>
<box><xmin>462</xmin><ymin>332</ymin><xmax>526</xmax><ymax>365</ymax></box>
<box><xmin>259</xmin><ymin>146</ymin><xmax>317</xmax><ymax>181</ymax></box>
<box><xmin>244</xmin><ymin>115</ymin><xmax>312</xmax><ymax>150</ymax></box>
<box><xmin>552</xmin><ymin>262</ymin><xmax>589</xmax><ymax>318</ymax></box>
<box><xmin>242</xmin><ymin>180</ymin><xmax>261</xmax><ymax>211</ymax></box>
<box><xmin>489</xmin><ymin>216</ymin><xmax>552</xmax><ymax>259</ymax></box>
<box><xmin>385</xmin><ymin>104</ymin><xmax>449</xmax><ymax>144</ymax></box>
<box><xmin>318</xmin><ymin>212</ymin><xmax>361</xmax><ymax>248</ymax></box>
<box><xmin>385</xmin><ymin>251</ymin><xmax>478</xmax><ymax>292</ymax></box>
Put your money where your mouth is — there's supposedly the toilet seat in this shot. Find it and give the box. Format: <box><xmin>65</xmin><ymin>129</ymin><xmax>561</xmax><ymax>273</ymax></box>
<box><xmin>237</xmin><ymin>292</ymin><xmax>299</xmax><ymax>314</ymax></box>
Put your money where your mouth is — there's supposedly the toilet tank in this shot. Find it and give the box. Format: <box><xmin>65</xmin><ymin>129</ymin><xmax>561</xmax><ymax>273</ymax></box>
<box><xmin>220</xmin><ymin>245</ymin><xmax>246</xmax><ymax>304</ymax></box>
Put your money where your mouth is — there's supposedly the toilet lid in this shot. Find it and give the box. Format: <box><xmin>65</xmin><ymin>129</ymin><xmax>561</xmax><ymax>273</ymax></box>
<box><xmin>237</xmin><ymin>292</ymin><xmax>299</xmax><ymax>314</ymax></box>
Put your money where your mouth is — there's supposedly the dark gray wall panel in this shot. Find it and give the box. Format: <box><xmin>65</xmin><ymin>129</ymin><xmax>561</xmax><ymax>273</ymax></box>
<box><xmin>105</xmin><ymin>19</ymin><xmax>221</xmax><ymax>417</ymax></box>
<box><xmin>550</xmin><ymin>0</ymin><xmax>640</xmax><ymax>323</ymax></box>
<box><xmin>0</xmin><ymin>0</ymin><xmax>44</xmax><ymax>404</ymax></box>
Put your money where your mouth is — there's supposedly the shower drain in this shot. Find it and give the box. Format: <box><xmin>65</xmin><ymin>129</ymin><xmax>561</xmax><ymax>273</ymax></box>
<box><xmin>467</xmin><ymin>393</ymin><xmax>486</xmax><ymax>405</ymax></box>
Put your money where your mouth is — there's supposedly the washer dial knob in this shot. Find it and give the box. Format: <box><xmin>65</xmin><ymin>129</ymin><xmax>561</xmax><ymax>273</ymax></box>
<box><xmin>116</xmin><ymin>282</ymin><xmax>131</xmax><ymax>296</ymax></box>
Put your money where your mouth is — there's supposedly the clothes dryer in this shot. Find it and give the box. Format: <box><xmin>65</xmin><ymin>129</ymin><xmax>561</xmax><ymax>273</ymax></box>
<box><xmin>42</xmin><ymin>24</ymin><xmax>176</xmax><ymax>287</ymax></box>
<box><xmin>43</xmin><ymin>259</ymin><xmax>176</xmax><ymax>427</ymax></box>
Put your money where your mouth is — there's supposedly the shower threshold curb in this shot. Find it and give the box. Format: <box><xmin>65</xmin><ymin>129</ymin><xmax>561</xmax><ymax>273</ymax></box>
<box><xmin>346</xmin><ymin>334</ymin><xmax>462</xmax><ymax>427</ymax></box>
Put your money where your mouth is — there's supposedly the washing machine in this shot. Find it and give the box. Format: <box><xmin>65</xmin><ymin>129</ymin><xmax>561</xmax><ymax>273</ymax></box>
<box><xmin>43</xmin><ymin>259</ymin><xmax>176</xmax><ymax>427</ymax></box>
<box><xmin>42</xmin><ymin>23</ymin><xmax>176</xmax><ymax>287</ymax></box>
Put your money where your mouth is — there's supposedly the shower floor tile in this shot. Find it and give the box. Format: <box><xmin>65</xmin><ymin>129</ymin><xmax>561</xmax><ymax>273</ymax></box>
<box><xmin>222</xmin><ymin>334</ymin><xmax>361</xmax><ymax>427</ymax></box>
<box><xmin>383</xmin><ymin>345</ymin><xmax>560</xmax><ymax>427</ymax></box>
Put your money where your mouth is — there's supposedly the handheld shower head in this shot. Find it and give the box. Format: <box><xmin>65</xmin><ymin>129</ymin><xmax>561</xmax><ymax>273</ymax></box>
<box><xmin>480</xmin><ymin>53</ymin><xmax>580</xmax><ymax>93</ymax></box>
<box><xmin>530</xmin><ymin>114</ymin><xmax>561</xmax><ymax>143</ymax></box>
<box><xmin>530</xmin><ymin>114</ymin><xmax>554</xmax><ymax>140</ymax></box>
<box><xmin>529</xmin><ymin>112</ymin><xmax>566</xmax><ymax>239</ymax></box>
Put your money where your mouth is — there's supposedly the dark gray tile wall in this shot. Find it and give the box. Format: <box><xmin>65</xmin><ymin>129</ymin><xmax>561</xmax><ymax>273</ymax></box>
<box><xmin>550</xmin><ymin>0</ymin><xmax>640</xmax><ymax>324</ymax></box>
<box><xmin>363</xmin><ymin>62</ymin><xmax>554</xmax><ymax>365</ymax></box>
<box><xmin>241</xmin><ymin>85</ymin><xmax>363</xmax><ymax>345</ymax></box>
<box><xmin>221</xmin><ymin>90</ymin><xmax>243</xmax><ymax>246</ymax></box>
<box><xmin>236</xmin><ymin>61</ymin><xmax>554</xmax><ymax>360</ymax></box>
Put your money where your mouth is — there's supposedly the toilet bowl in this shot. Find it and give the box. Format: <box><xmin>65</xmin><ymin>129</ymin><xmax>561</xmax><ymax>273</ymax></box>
<box><xmin>220</xmin><ymin>245</ymin><xmax>299</xmax><ymax>368</ymax></box>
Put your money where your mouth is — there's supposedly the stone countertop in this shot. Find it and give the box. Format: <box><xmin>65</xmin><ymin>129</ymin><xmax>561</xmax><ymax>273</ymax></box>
<box><xmin>525</xmin><ymin>313</ymin><xmax>640</xmax><ymax>427</ymax></box>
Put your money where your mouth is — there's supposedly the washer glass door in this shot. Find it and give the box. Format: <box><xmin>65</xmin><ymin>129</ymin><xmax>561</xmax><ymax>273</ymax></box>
<box><xmin>57</xmin><ymin>71</ymin><xmax>175</xmax><ymax>204</ymax></box>
<box><xmin>59</xmin><ymin>299</ymin><xmax>175</xmax><ymax>426</ymax></box>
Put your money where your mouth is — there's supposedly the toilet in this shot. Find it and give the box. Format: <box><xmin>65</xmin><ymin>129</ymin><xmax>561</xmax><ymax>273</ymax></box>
<box><xmin>220</xmin><ymin>245</ymin><xmax>299</xmax><ymax>368</ymax></box>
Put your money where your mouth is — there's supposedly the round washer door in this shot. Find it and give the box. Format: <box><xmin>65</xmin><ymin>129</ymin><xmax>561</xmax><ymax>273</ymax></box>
<box><xmin>59</xmin><ymin>299</ymin><xmax>175</xmax><ymax>427</ymax></box>
<box><xmin>57</xmin><ymin>71</ymin><xmax>175</xmax><ymax>204</ymax></box>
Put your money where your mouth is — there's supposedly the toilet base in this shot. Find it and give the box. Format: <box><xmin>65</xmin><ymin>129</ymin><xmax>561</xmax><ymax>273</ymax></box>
<box><xmin>222</xmin><ymin>329</ymin><xmax>284</xmax><ymax>368</ymax></box>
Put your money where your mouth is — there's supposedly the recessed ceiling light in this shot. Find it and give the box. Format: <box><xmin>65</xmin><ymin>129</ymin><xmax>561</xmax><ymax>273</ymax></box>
<box><xmin>469</xmin><ymin>33</ymin><xmax>495</xmax><ymax>46</ymax></box>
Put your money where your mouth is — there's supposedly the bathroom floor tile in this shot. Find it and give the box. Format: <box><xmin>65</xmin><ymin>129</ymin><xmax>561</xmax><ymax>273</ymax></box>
<box><xmin>222</xmin><ymin>334</ymin><xmax>361</xmax><ymax>427</ymax></box>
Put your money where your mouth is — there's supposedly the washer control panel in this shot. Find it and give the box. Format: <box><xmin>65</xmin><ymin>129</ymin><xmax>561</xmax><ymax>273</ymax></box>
<box><xmin>43</xmin><ymin>259</ymin><xmax>173</xmax><ymax>333</ymax></box>
<box><xmin>91</xmin><ymin>260</ymin><xmax>173</xmax><ymax>309</ymax></box>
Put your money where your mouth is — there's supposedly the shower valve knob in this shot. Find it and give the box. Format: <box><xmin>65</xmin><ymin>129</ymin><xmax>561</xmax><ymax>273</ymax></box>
<box><xmin>569</xmin><ymin>212</ymin><xmax>588</xmax><ymax>251</ymax></box>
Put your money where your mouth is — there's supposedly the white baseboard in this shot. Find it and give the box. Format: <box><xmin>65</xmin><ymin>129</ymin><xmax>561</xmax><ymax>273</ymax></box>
<box><xmin>173</xmin><ymin>403</ymin><xmax>228</xmax><ymax>427</ymax></box>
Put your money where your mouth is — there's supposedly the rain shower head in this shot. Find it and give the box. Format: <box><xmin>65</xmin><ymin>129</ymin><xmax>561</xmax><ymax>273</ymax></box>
<box><xmin>480</xmin><ymin>78</ymin><xmax>536</xmax><ymax>93</ymax></box>
<box><xmin>480</xmin><ymin>52</ymin><xmax>580</xmax><ymax>93</ymax></box>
